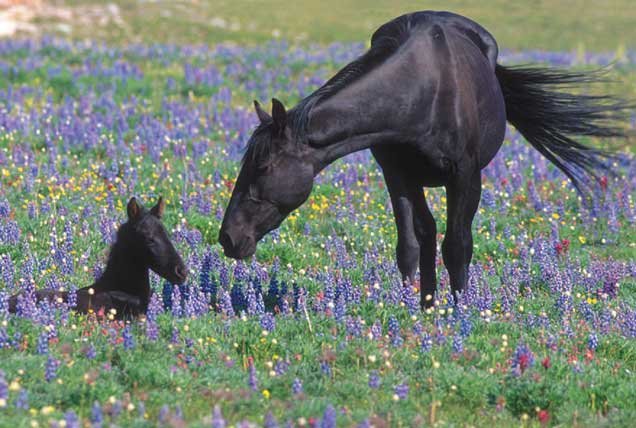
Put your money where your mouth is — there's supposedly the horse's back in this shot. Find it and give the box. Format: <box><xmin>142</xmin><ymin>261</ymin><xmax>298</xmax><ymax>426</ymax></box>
<box><xmin>394</xmin><ymin>11</ymin><xmax>506</xmax><ymax>166</ymax></box>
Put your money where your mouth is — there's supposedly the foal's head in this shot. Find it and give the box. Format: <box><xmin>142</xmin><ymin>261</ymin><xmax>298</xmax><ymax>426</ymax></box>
<box><xmin>219</xmin><ymin>99</ymin><xmax>315</xmax><ymax>259</ymax></box>
<box><xmin>118</xmin><ymin>197</ymin><xmax>188</xmax><ymax>284</ymax></box>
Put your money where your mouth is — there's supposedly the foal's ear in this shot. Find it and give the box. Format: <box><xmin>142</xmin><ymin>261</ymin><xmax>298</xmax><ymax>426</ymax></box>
<box><xmin>271</xmin><ymin>98</ymin><xmax>287</xmax><ymax>134</ymax></box>
<box><xmin>150</xmin><ymin>196</ymin><xmax>166</xmax><ymax>219</ymax></box>
<box><xmin>127</xmin><ymin>197</ymin><xmax>143</xmax><ymax>221</ymax></box>
<box><xmin>254</xmin><ymin>100</ymin><xmax>272</xmax><ymax>124</ymax></box>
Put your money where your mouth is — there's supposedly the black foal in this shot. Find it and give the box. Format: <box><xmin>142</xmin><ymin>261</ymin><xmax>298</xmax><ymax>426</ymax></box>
<box><xmin>9</xmin><ymin>197</ymin><xmax>187</xmax><ymax>319</ymax></box>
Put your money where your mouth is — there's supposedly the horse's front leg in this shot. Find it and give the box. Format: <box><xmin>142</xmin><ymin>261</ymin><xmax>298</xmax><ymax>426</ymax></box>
<box><xmin>383</xmin><ymin>169</ymin><xmax>420</xmax><ymax>286</ymax></box>
<box><xmin>442</xmin><ymin>169</ymin><xmax>481</xmax><ymax>302</ymax></box>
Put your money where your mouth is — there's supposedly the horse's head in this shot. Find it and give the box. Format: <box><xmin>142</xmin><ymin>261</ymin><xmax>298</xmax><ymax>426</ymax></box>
<box><xmin>219</xmin><ymin>99</ymin><xmax>315</xmax><ymax>259</ymax></box>
<box><xmin>122</xmin><ymin>197</ymin><xmax>188</xmax><ymax>284</ymax></box>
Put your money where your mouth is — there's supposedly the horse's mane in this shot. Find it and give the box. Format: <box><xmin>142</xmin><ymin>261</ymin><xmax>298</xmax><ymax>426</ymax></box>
<box><xmin>243</xmin><ymin>13</ymin><xmax>418</xmax><ymax>167</ymax></box>
<box><xmin>290</xmin><ymin>15</ymin><xmax>415</xmax><ymax>144</ymax></box>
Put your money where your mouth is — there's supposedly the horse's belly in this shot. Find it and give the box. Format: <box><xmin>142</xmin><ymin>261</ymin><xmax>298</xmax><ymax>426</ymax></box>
<box><xmin>372</xmin><ymin>145</ymin><xmax>449</xmax><ymax>187</ymax></box>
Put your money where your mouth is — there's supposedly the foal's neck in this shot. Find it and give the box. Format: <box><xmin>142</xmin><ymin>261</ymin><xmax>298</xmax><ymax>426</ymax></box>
<box><xmin>91</xmin><ymin>240</ymin><xmax>150</xmax><ymax>302</ymax></box>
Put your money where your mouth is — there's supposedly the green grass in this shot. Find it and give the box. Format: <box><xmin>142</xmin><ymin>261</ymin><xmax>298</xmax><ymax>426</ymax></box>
<box><xmin>29</xmin><ymin>0</ymin><xmax>636</xmax><ymax>50</ymax></box>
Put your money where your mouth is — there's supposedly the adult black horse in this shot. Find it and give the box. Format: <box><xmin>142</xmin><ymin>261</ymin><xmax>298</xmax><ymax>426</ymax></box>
<box><xmin>219</xmin><ymin>11</ymin><xmax>631</xmax><ymax>308</ymax></box>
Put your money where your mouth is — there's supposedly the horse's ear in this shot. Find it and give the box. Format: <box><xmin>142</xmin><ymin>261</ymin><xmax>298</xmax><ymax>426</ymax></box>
<box><xmin>271</xmin><ymin>98</ymin><xmax>287</xmax><ymax>134</ymax></box>
<box><xmin>150</xmin><ymin>196</ymin><xmax>165</xmax><ymax>219</ymax></box>
<box><xmin>127</xmin><ymin>197</ymin><xmax>142</xmax><ymax>221</ymax></box>
<box><xmin>254</xmin><ymin>100</ymin><xmax>271</xmax><ymax>124</ymax></box>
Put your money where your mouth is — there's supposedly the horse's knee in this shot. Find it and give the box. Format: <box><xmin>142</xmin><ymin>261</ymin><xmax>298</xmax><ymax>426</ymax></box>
<box><xmin>442</xmin><ymin>232</ymin><xmax>471</xmax><ymax>265</ymax></box>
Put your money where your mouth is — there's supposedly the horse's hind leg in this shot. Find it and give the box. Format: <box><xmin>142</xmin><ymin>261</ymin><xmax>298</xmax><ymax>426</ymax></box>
<box><xmin>442</xmin><ymin>170</ymin><xmax>481</xmax><ymax>301</ymax></box>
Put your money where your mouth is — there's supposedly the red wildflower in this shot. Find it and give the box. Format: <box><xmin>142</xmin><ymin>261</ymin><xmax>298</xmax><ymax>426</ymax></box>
<box><xmin>518</xmin><ymin>353</ymin><xmax>531</xmax><ymax>372</ymax></box>
<box><xmin>542</xmin><ymin>356</ymin><xmax>551</xmax><ymax>369</ymax></box>
<box><xmin>555</xmin><ymin>239</ymin><xmax>570</xmax><ymax>255</ymax></box>
<box><xmin>538</xmin><ymin>409</ymin><xmax>550</xmax><ymax>424</ymax></box>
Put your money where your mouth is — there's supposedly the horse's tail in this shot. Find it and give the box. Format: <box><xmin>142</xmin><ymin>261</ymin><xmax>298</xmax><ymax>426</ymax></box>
<box><xmin>495</xmin><ymin>64</ymin><xmax>632</xmax><ymax>195</ymax></box>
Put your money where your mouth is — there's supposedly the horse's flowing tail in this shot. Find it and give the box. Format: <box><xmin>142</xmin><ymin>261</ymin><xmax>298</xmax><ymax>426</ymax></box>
<box><xmin>495</xmin><ymin>64</ymin><xmax>632</xmax><ymax>195</ymax></box>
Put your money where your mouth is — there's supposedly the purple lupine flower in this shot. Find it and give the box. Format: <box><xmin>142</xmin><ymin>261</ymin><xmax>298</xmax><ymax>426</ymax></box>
<box><xmin>388</xmin><ymin>316</ymin><xmax>403</xmax><ymax>347</ymax></box>
<box><xmin>248</xmin><ymin>359</ymin><xmax>258</xmax><ymax>391</ymax></box>
<box><xmin>459</xmin><ymin>316</ymin><xmax>473</xmax><ymax>338</ymax></box>
<box><xmin>274</xmin><ymin>360</ymin><xmax>289</xmax><ymax>376</ymax></box>
<box><xmin>147</xmin><ymin>292</ymin><xmax>163</xmax><ymax>321</ymax></box>
<box><xmin>368</xmin><ymin>370</ymin><xmax>380</xmax><ymax>389</ymax></box>
<box><xmin>171</xmin><ymin>285</ymin><xmax>183</xmax><ymax>317</ymax></box>
<box><xmin>452</xmin><ymin>335</ymin><xmax>464</xmax><ymax>354</ymax></box>
<box><xmin>91</xmin><ymin>402</ymin><xmax>103</xmax><ymax>428</ymax></box>
<box><xmin>36</xmin><ymin>330</ymin><xmax>49</xmax><ymax>354</ymax></box>
<box><xmin>64</xmin><ymin>410</ymin><xmax>80</xmax><ymax>428</ymax></box>
<box><xmin>0</xmin><ymin>328</ymin><xmax>8</xmax><ymax>349</ymax></box>
<box><xmin>292</xmin><ymin>378</ymin><xmax>303</xmax><ymax>395</ymax></box>
<box><xmin>123</xmin><ymin>326</ymin><xmax>135</xmax><ymax>350</ymax></box>
<box><xmin>260</xmin><ymin>313</ymin><xmax>276</xmax><ymax>332</ymax></box>
<box><xmin>320</xmin><ymin>361</ymin><xmax>332</xmax><ymax>378</ymax></box>
<box><xmin>162</xmin><ymin>282</ymin><xmax>174</xmax><ymax>310</ymax></box>
<box><xmin>412</xmin><ymin>320</ymin><xmax>424</xmax><ymax>336</ymax></box>
<box><xmin>85</xmin><ymin>344</ymin><xmax>96</xmax><ymax>359</ymax></box>
<box><xmin>146</xmin><ymin>320</ymin><xmax>159</xmax><ymax>341</ymax></box>
<box><xmin>199</xmin><ymin>249</ymin><xmax>215</xmax><ymax>295</ymax></box>
<box><xmin>158</xmin><ymin>405</ymin><xmax>170</xmax><ymax>424</ymax></box>
<box><xmin>401</xmin><ymin>283</ymin><xmax>419</xmax><ymax>314</ymax></box>
<box><xmin>420</xmin><ymin>333</ymin><xmax>433</xmax><ymax>353</ymax></box>
<box><xmin>321</xmin><ymin>405</ymin><xmax>337</xmax><ymax>428</ymax></box>
<box><xmin>370</xmin><ymin>321</ymin><xmax>382</xmax><ymax>340</ymax></box>
<box><xmin>0</xmin><ymin>371</ymin><xmax>7</xmax><ymax>401</ymax></box>
<box><xmin>171</xmin><ymin>327</ymin><xmax>180</xmax><ymax>345</ymax></box>
<box><xmin>218</xmin><ymin>287</ymin><xmax>235</xmax><ymax>317</ymax></box>
<box><xmin>264</xmin><ymin>412</ymin><xmax>279</xmax><ymax>428</ymax></box>
<box><xmin>246</xmin><ymin>281</ymin><xmax>265</xmax><ymax>315</ymax></box>
<box><xmin>345</xmin><ymin>316</ymin><xmax>362</xmax><ymax>338</ymax></box>
<box><xmin>67</xmin><ymin>284</ymin><xmax>77</xmax><ymax>308</ymax></box>
<box><xmin>394</xmin><ymin>383</ymin><xmax>409</xmax><ymax>400</ymax></box>
<box><xmin>588</xmin><ymin>333</ymin><xmax>599</xmax><ymax>351</ymax></box>
<box><xmin>334</xmin><ymin>294</ymin><xmax>346</xmax><ymax>322</ymax></box>
<box><xmin>45</xmin><ymin>355</ymin><xmax>59</xmax><ymax>382</ymax></box>
<box><xmin>0</xmin><ymin>254</ymin><xmax>14</xmax><ymax>289</ymax></box>
<box><xmin>15</xmin><ymin>389</ymin><xmax>28</xmax><ymax>410</ymax></box>
<box><xmin>211</xmin><ymin>405</ymin><xmax>226</xmax><ymax>428</ymax></box>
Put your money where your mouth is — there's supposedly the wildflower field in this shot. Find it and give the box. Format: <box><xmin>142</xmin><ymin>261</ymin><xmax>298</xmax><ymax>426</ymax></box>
<box><xmin>0</xmin><ymin>10</ymin><xmax>636</xmax><ymax>428</ymax></box>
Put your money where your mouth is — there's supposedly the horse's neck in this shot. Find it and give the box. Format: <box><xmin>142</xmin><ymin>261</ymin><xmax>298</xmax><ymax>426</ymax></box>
<box><xmin>92</xmin><ymin>242</ymin><xmax>150</xmax><ymax>300</ymax></box>
<box><xmin>304</xmin><ymin>83</ymin><xmax>417</xmax><ymax>171</ymax></box>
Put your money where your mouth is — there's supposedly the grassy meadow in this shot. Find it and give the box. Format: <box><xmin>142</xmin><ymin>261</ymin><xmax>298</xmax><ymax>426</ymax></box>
<box><xmin>0</xmin><ymin>1</ymin><xmax>634</xmax><ymax>427</ymax></box>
